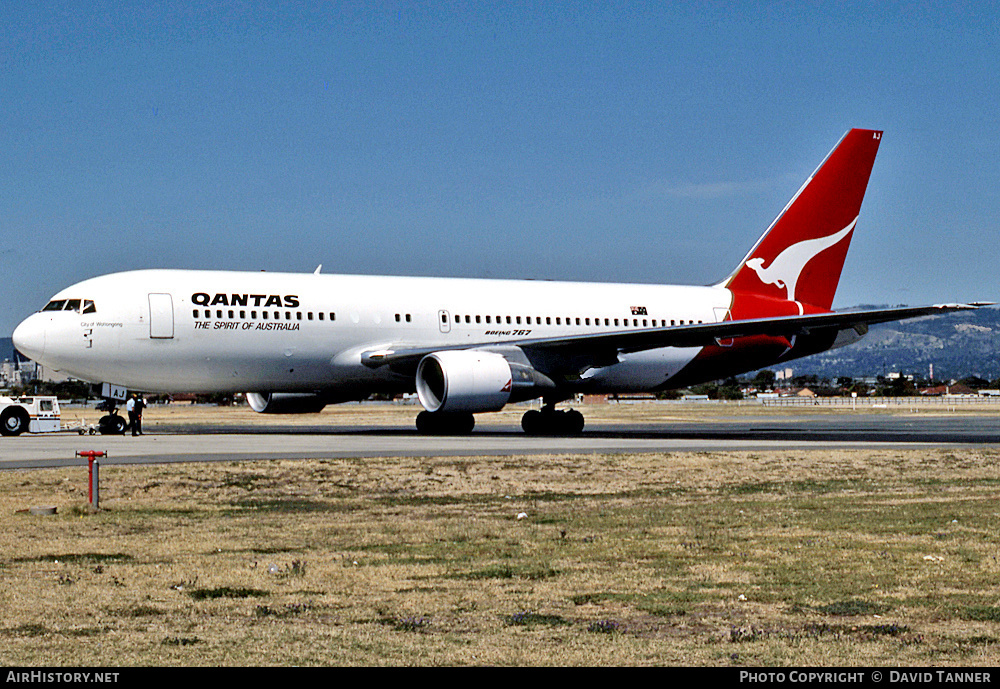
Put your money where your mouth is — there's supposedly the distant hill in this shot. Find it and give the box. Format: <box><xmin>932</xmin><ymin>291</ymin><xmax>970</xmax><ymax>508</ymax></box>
<box><xmin>4</xmin><ymin>307</ymin><xmax>998</xmax><ymax>382</ymax></box>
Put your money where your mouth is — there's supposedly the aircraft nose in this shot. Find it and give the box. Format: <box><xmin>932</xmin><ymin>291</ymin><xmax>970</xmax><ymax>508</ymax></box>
<box><xmin>12</xmin><ymin>315</ymin><xmax>46</xmax><ymax>361</ymax></box>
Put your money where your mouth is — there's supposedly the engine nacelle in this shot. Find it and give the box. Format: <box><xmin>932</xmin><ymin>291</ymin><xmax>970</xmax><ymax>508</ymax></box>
<box><xmin>245</xmin><ymin>392</ymin><xmax>328</xmax><ymax>414</ymax></box>
<box><xmin>415</xmin><ymin>350</ymin><xmax>513</xmax><ymax>413</ymax></box>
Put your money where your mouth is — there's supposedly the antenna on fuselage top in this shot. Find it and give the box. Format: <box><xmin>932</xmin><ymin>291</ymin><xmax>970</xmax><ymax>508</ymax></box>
<box><xmin>314</xmin><ymin>265</ymin><xmax>322</xmax><ymax>274</ymax></box>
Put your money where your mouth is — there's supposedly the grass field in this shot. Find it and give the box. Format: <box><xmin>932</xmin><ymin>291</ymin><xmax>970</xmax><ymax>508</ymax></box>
<box><xmin>2</xmin><ymin>403</ymin><xmax>1000</xmax><ymax>666</ymax></box>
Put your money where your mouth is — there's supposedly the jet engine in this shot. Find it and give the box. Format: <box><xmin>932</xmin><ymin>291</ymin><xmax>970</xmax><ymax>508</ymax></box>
<box><xmin>245</xmin><ymin>392</ymin><xmax>328</xmax><ymax>414</ymax></box>
<box><xmin>415</xmin><ymin>350</ymin><xmax>514</xmax><ymax>413</ymax></box>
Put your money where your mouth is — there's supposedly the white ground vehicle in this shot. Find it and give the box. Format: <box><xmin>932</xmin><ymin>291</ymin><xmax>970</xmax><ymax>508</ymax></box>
<box><xmin>0</xmin><ymin>396</ymin><xmax>61</xmax><ymax>436</ymax></box>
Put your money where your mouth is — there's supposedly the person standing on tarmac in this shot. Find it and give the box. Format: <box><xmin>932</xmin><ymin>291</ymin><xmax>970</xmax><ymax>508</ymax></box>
<box><xmin>135</xmin><ymin>394</ymin><xmax>146</xmax><ymax>435</ymax></box>
<box><xmin>127</xmin><ymin>394</ymin><xmax>138</xmax><ymax>436</ymax></box>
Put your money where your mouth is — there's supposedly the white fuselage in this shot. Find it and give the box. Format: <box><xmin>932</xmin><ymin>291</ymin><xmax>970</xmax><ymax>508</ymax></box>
<box><xmin>13</xmin><ymin>269</ymin><xmax>733</xmax><ymax>396</ymax></box>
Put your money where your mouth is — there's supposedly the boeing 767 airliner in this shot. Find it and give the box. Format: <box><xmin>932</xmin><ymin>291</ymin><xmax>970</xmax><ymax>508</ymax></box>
<box><xmin>10</xmin><ymin>129</ymin><xmax>986</xmax><ymax>435</ymax></box>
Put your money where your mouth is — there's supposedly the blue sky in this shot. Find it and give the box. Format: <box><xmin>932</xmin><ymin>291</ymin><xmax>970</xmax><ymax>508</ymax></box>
<box><xmin>3</xmin><ymin>2</ymin><xmax>999</xmax><ymax>336</ymax></box>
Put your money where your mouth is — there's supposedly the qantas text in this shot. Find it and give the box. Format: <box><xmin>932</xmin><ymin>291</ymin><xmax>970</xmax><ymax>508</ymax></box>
<box><xmin>192</xmin><ymin>293</ymin><xmax>299</xmax><ymax>308</ymax></box>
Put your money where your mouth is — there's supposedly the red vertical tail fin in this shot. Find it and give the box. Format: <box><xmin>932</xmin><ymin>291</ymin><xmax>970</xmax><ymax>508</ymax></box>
<box><xmin>722</xmin><ymin>129</ymin><xmax>882</xmax><ymax>310</ymax></box>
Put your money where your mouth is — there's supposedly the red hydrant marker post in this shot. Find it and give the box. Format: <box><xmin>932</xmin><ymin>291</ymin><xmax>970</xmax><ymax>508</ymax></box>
<box><xmin>76</xmin><ymin>451</ymin><xmax>107</xmax><ymax>509</ymax></box>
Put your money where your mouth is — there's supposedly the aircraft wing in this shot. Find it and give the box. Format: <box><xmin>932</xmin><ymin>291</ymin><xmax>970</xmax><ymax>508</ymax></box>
<box><xmin>361</xmin><ymin>303</ymin><xmax>988</xmax><ymax>373</ymax></box>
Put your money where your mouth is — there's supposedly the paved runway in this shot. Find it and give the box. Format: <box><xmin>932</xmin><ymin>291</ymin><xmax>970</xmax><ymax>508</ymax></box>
<box><xmin>2</xmin><ymin>413</ymin><xmax>998</xmax><ymax>469</ymax></box>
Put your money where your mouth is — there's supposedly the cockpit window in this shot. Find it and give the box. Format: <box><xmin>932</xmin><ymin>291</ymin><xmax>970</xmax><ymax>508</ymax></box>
<box><xmin>41</xmin><ymin>298</ymin><xmax>96</xmax><ymax>313</ymax></box>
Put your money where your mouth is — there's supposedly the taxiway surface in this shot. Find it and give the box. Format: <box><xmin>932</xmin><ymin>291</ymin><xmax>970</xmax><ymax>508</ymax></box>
<box><xmin>2</xmin><ymin>413</ymin><xmax>998</xmax><ymax>470</ymax></box>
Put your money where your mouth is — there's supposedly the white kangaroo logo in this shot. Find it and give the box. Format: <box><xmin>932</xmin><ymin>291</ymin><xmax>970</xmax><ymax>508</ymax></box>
<box><xmin>744</xmin><ymin>216</ymin><xmax>858</xmax><ymax>302</ymax></box>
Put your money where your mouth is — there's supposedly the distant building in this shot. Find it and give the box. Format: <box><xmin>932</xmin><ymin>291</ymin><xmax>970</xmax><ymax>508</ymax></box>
<box><xmin>774</xmin><ymin>368</ymin><xmax>794</xmax><ymax>381</ymax></box>
<box><xmin>0</xmin><ymin>355</ymin><xmax>70</xmax><ymax>389</ymax></box>
<box><xmin>1</xmin><ymin>358</ymin><xmax>36</xmax><ymax>388</ymax></box>
<box><xmin>920</xmin><ymin>384</ymin><xmax>977</xmax><ymax>396</ymax></box>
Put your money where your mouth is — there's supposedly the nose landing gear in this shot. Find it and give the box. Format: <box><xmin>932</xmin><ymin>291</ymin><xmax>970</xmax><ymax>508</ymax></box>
<box><xmin>96</xmin><ymin>399</ymin><xmax>127</xmax><ymax>435</ymax></box>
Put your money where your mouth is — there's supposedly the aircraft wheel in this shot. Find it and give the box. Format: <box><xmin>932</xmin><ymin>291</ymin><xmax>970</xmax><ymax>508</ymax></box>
<box><xmin>564</xmin><ymin>409</ymin><xmax>585</xmax><ymax>434</ymax></box>
<box><xmin>456</xmin><ymin>413</ymin><xmax>476</xmax><ymax>434</ymax></box>
<box><xmin>416</xmin><ymin>411</ymin><xmax>475</xmax><ymax>435</ymax></box>
<box><xmin>98</xmin><ymin>414</ymin><xmax>127</xmax><ymax>435</ymax></box>
<box><xmin>521</xmin><ymin>409</ymin><xmax>543</xmax><ymax>434</ymax></box>
<box><xmin>521</xmin><ymin>408</ymin><xmax>585</xmax><ymax>436</ymax></box>
<box><xmin>1</xmin><ymin>407</ymin><xmax>29</xmax><ymax>436</ymax></box>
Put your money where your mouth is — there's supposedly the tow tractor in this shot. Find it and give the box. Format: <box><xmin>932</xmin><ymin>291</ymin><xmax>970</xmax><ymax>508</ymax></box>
<box><xmin>0</xmin><ymin>395</ymin><xmax>62</xmax><ymax>436</ymax></box>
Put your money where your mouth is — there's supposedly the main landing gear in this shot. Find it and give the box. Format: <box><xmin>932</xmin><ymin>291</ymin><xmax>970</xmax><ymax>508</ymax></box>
<box><xmin>415</xmin><ymin>410</ymin><xmax>476</xmax><ymax>435</ymax></box>
<box><xmin>414</xmin><ymin>403</ymin><xmax>586</xmax><ymax>436</ymax></box>
<box><xmin>521</xmin><ymin>404</ymin><xmax>585</xmax><ymax>435</ymax></box>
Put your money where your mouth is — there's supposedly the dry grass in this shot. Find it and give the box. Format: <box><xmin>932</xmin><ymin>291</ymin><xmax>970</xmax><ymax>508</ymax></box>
<box><xmin>3</xmin><ymin>405</ymin><xmax>1000</xmax><ymax>666</ymax></box>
